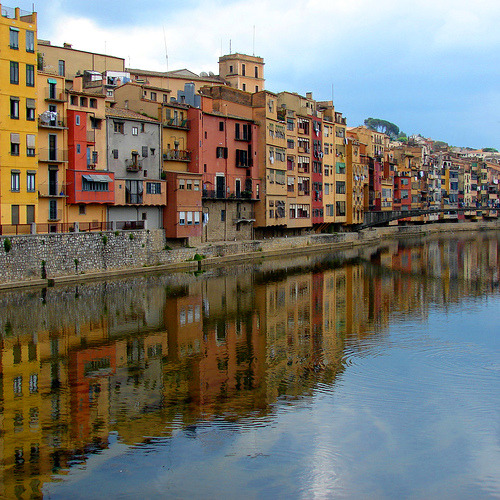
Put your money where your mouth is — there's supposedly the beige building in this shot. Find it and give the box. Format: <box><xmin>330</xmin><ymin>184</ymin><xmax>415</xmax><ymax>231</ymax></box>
<box><xmin>36</xmin><ymin>71</ymin><xmax>68</xmax><ymax>225</ymax></box>
<box><xmin>127</xmin><ymin>67</ymin><xmax>225</xmax><ymax>97</ymax></box>
<box><xmin>37</xmin><ymin>40</ymin><xmax>125</xmax><ymax>83</ymax></box>
<box><xmin>218</xmin><ymin>53</ymin><xmax>265</xmax><ymax>93</ymax></box>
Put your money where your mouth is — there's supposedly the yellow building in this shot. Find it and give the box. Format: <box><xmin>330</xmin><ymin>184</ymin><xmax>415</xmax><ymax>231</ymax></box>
<box><xmin>252</xmin><ymin>91</ymin><xmax>288</xmax><ymax>236</ymax></box>
<box><xmin>0</xmin><ymin>4</ymin><xmax>37</xmax><ymax>228</ymax></box>
<box><xmin>277</xmin><ymin>91</ymin><xmax>314</xmax><ymax>234</ymax></box>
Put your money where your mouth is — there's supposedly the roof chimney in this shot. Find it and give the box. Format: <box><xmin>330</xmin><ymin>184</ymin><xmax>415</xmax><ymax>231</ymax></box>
<box><xmin>306</xmin><ymin>92</ymin><xmax>313</xmax><ymax>100</ymax></box>
<box><xmin>63</xmin><ymin>42</ymin><xmax>72</xmax><ymax>49</ymax></box>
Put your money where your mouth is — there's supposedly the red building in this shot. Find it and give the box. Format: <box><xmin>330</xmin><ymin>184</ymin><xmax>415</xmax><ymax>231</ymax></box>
<box><xmin>393</xmin><ymin>171</ymin><xmax>412</xmax><ymax>212</ymax></box>
<box><xmin>187</xmin><ymin>102</ymin><xmax>260</xmax><ymax>241</ymax></box>
<box><xmin>311</xmin><ymin>117</ymin><xmax>324</xmax><ymax>226</ymax></box>
<box><xmin>66</xmin><ymin>109</ymin><xmax>114</xmax><ymax>206</ymax></box>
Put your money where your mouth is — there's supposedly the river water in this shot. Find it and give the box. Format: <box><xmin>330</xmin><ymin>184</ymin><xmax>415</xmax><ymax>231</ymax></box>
<box><xmin>0</xmin><ymin>232</ymin><xmax>499</xmax><ymax>499</ymax></box>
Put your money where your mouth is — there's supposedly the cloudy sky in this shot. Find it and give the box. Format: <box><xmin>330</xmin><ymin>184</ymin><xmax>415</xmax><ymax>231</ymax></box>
<box><xmin>23</xmin><ymin>0</ymin><xmax>500</xmax><ymax>149</ymax></box>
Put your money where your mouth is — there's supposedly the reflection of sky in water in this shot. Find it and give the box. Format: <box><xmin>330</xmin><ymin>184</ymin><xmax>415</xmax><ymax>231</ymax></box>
<box><xmin>45</xmin><ymin>296</ymin><xmax>500</xmax><ymax>499</ymax></box>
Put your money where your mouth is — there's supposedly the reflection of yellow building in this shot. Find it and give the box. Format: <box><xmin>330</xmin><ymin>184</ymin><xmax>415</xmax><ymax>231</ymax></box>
<box><xmin>0</xmin><ymin>335</ymin><xmax>47</xmax><ymax>499</ymax></box>
<box><xmin>1</xmin><ymin>236</ymin><xmax>499</xmax><ymax>495</ymax></box>
<box><xmin>0</xmin><ymin>5</ymin><xmax>38</xmax><ymax>227</ymax></box>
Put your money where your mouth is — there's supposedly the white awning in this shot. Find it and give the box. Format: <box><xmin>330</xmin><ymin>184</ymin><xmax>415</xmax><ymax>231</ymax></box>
<box><xmin>83</xmin><ymin>174</ymin><xmax>112</xmax><ymax>182</ymax></box>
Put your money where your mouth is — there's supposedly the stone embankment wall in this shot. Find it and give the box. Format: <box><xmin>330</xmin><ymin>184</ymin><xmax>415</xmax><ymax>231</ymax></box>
<box><xmin>1</xmin><ymin>221</ymin><xmax>499</xmax><ymax>287</ymax></box>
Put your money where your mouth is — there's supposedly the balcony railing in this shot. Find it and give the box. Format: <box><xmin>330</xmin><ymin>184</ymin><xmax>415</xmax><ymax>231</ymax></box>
<box><xmin>45</xmin><ymin>89</ymin><xmax>66</xmax><ymax>102</ymax></box>
<box><xmin>38</xmin><ymin>114</ymin><xmax>66</xmax><ymax>129</ymax></box>
<box><xmin>38</xmin><ymin>182</ymin><xmax>67</xmax><ymax>198</ymax></box>
<box><xmin>125</xmin><ymin>158</ymin><xmax>143</xmax><ymax>171</ymax></box>
<box><xmin>162</xmin><ymin>118</ymin><xmax>190</xmax><ymax>130</ymax></box>
<box><xmin>163</xmin><ymin>149</ymin><xmax>191</xmax><ymax>162</ymax></box>
<box><xmin>48</xmin><ymin>209</ymin><xmax>63</xmax><ymax>222</ymax></box>
<box><xmin>38</xmin><ymin>149</ymin><xmax>68</xmax><ymax>162</ymax></box>
<box><xmin>202</xmin><ymin>189</ymin><xmax>254</xmax><ymax>200</ymax></box>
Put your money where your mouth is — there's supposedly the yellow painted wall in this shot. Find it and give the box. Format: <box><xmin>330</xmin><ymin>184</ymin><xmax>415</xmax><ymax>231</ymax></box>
<box><xmin>0</xmin><ymin>7</ymin><xmax>38</xmax><ymax>225</ymax></box>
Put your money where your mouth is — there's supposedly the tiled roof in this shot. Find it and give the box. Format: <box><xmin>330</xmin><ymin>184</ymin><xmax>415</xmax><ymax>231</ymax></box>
<box><xmin>105</xmin><ymin>107</ymin><xmax>159</xmax><ymax>123</ymax></box>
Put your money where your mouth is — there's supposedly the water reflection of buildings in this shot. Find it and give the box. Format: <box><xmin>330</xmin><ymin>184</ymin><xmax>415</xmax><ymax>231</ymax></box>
<box><xmin>0</xmin><ymin>234</ymin><xmax>498</xmax><ymax>496</ymax></box>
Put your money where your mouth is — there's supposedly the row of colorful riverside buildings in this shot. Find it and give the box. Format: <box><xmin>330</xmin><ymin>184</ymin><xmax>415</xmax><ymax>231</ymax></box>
<box><xmin>2</xmin><ymin>5</ymin><xmax>499</xmax><ymax>244</ymax></box>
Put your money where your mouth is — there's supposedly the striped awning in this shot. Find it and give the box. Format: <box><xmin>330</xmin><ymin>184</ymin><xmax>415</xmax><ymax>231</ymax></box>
<box><xmin>82</xmin><ymin>174</ymin><xmax>112</xmax><ymax>182</ymax></box>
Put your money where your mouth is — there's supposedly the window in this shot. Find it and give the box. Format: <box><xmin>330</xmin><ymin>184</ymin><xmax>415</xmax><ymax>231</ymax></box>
<box><xmin>10</xmin><ymin>61</ymin><xmax>19</xmax><ymax>84</ymax></box>
<box><xmin>242</xmin><ymin>83</ymin><xmax>246</xmax><ymax>91</ymax></box>
<box><xmin>150</xmin><ymin>92</ymin><xmax>156</xmax><ymax>101</ymax></box>
<box><xmin>83</xmin><ymin>178</ymin><xmax>110</xmax><ymax>192</ymax></box>
<box><xmin>125</xmin><ymin>180</ymin><xmax>142</xmax><ymax>203</ymax></box>
<box><xmin>216</xmin><ymin>146</ymin><xmax>228</xmax><ymax>158</ymax></box>
<box><xmin>146</xmin><ymin>182</ymin><xmax>161</xmax><ymax>194</ymax></box>
<box><xmin>79</xmin><ymin>204</ymin><xmax>86</xmax><ymax>215</ymax></box>
<box><xmin>229</xmin><ymin>65</ymin><xmax>233</xmax><ymax>73</ymax></box>
<box><xmin>187</xmin><ymin>211</ymin><xmax>193</xmax><ymax>225</ymax></box>
<box><xmin>90</xmin><ymin>117</ymin><xmax>102</xmax><ymax>129</ymax></box>
<box><xmin>10</xmin><ymin>133</ymin><xmax>20</xmax><ymax>156</ymax></box>
<box><xmin>132</xmin><ymin>126</ymin><xmax>138</xmax><ymax>136</ymax></box>
<box><xmin>142</xmin><ymin>146</ymin><xmax>148</xmax><ymax>157</ymax></box>
<box><xmin>179</xmin><ymin>212</ymin><xmax>185</xmax><ymax>225</ymax></box>
<box><xmin>186</xmin><ymin>180</ymin><xmax>192</xmax><ymax>190</ymax></box>
<box><xmin>26</xmin><ymin>135</ymin><xmax>35</xmax><ymax>157</ymax></box>
<box><xmin>10</xmin><ymin>97</ymin><xmax>19</xmax><ymax>119</ymax></box>
<box><xmin>10</xmin><ymin>28</ymin><xmax>19</xmax><ymax>49</ymax></box>
<box><xmin>254</xmin><ymin>66</ymin><xmax>258</xmax><ymax>78</ymax></box>
<box><xmin>26</xmin><ymin>30</ymin><xmax>34</xmax><ymax>52</ymax></box>
<box><xmin>221</xmin><ymin>210</ymin><xmax>226</xmax><ymax>222</ymax></box>
<box><xmin>75</xmin><ymin>114</ymin><xmax>80</xmax><ymax>126</ymax></box>
<box><xmin>26</xmin><ymin>205</ymin><xmax>35</xmax><ymax>224</ymax></box>
<box><xmin>58</xmin><ymin>60</ymin><xmax>65</xmax><ymax>77</ymax></box>
<box><xmin>76</xmin><ymin>144</ymin><xmax>81</xmax><ymax>154</ymax></box>
<box><xmin>236</xmin><ymin>149</ymin><xmax>249</xmax><ymax>167</ymax></box>
<box><xmin>70</xmin><ymin>95</ymin><xmax>77</xmax><ymax>105</ymax></box>
<box><xmin>255</xmin><ymin>86</ymin><xmax>259</xmax><ymax>92</ymax></box>
<box><xmin>219</xmin><ymin>121</ymin><xmax>224</xmax><ymax>131</ymax></box>
<box><xmin>336</xmin><ymin>201</ymin><xmax>346</xmax><ymax>216</ymax></box>
<box><xmin>336</xmin><ymin>181</ymin><xmax>346</xmax><ymax>194</ymax></box>
<box><xmin>26</xmin><ymin>98</ymin><xmax>35</xmax><ymax>120</ymax></box>
<box><xmin>29</xmin><ymin>374</ymin><xmax>38</xmax><ymax>394</ymax></box>
<box><xmin>114</xmin><ymin>121</ymin><xmax>124</xmax><ymax>133</ymax></box>
<box><xmin>25</xmin><ymin>64</ymin><xmax>34</xmax><ymax>86</ymax></box>
<box><xmin>89</xmin><ymin>98</ymin><xmax>97</xmax><ymax>108</ymax></box>
<box><xmin>178</xmin><ymin>179</ymin><xmax>185</xmax><ymax>190</ymax></box>
<box><xmin>194</xmin><ymin>180</ymin><xmax>200</xmax><ymax>191</ymax></box>
<box><xmin>13</xmin><ymin>376</ymin><xmax>22</xmax><ymax>396</ymax></box>
<box><xmin>112</xmin><ymin>149</ymin><xmax>119</xmax><ymax>159</ymax></box>
<box><xmin>141</xmin><ymin>123</ymin><xmax>145</xmax><ymax>133</ymax></box>
<box><xmin>194</xmin><ymin>212</ymin><xmax>200</xmax><ymax>225</ymax></box>
<box><xmin>11</xmin><ymin>171</ymin><xmax>20</xmax><ymax>191</ymax></box>
<box><xmin>242</xmin><ymin>64</ymin><xmax>246</xmax><ymax>76</ymax></box>
<box><xmin>49</xmin><ymin>200</ymin><xmax>57</xmax><ymax>220</ymax></box>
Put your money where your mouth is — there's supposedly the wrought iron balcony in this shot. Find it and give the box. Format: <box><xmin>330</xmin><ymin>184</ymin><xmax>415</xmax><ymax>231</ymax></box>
<box><xmin>163</xmin><ymin>149</ymin><xmax>191</xmax><ymax>162</ymax></box>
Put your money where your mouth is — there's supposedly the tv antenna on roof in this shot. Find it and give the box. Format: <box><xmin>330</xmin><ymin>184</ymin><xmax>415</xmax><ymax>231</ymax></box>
<box><xmin>163</xmin><ymin>26</ymin><xmax>169</xmax><ymax>72</ymax></box>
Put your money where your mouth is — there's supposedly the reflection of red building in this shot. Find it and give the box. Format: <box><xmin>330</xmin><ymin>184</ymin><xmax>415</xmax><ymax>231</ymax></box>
<box><xmin>66</xmin><ymin>109</ymin><xmax>115</xmax><ymax>205</ymax></box>
<box><xmin>69</xmin><ymin>345</ymin><xmax>116</xmax><ymax>442</ymax></box>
